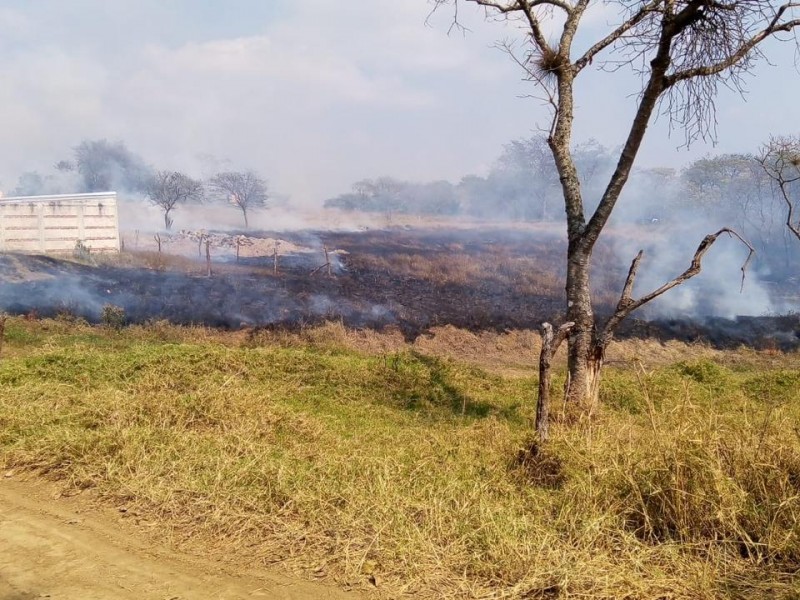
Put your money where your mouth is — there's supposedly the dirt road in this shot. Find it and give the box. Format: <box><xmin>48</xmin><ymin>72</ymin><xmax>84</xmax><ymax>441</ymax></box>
<box><xmin>0</xmin><ymin>477</ymin><xmax>358</xmax><ymax>600</ymax></box>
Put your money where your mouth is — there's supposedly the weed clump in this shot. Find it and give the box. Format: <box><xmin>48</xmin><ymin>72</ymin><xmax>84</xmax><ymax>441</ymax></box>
<box><xmin>513</xmin><ymin>440</ymin><xmax>565</xmax><ymax>489</ymax></box>
<box><xmin>101</xmin><ymin>304</ymin><xmax>126</xmax><ymax>330</ymax></box>
<box><xmin>675</xmin><ymin>358</ymin><xmax>728</xmax><ymax>384</ymax></box>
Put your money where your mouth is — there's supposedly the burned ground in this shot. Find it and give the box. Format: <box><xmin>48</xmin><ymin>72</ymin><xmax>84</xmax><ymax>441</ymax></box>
<box><xmin>0</xmin><ymin>227</ymin><xmax>797</xmax><ymax>349</ymax></box>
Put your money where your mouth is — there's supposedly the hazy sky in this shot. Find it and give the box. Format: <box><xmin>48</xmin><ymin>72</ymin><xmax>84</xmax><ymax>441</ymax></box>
<box><xmin>1</xmin><ymin>1</ymin><xmax>797</xmax><ymax>203</ymax></box>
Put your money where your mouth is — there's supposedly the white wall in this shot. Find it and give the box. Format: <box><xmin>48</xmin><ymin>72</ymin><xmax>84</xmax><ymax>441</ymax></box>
<box><xmin>0</xmin><ymin>192</ymin><xmax>120</xmax><ymax>254</ymax></box>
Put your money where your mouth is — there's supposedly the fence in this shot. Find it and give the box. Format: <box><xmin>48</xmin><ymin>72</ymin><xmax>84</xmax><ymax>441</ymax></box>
<box><xmin>0</xmin><ymin>192</ymin><xmax>120</xmax><ymax>254</ymax></box>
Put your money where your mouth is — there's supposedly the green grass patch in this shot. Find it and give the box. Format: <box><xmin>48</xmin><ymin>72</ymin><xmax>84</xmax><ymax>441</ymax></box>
<box><xmin>0</xmin><ymin>317</ymin><xmax>799</xmax><ymax>599</ymax></box>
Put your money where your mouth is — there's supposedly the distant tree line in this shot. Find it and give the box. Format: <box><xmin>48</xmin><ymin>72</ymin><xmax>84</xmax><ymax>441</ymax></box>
<box><xmin>324</xmin><ymin>137</ymin><xmax>618</xmax><ymax>220</ymax></box>
<box><xmin>325</xmin><ymin>135</ymin><xmax>787</xmax><ymax>227</ymax></box>
<box><xmin>324</xmin><ymin>133</ymin><xmax>800</xmax><ymax>279</ymax></box>
<box><xmin>7</xmin><ymin>139</ymin><xmax>269</xmax><ymax>230</ymax></box>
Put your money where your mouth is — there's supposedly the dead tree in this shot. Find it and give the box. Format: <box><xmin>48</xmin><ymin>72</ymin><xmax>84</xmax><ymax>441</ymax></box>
<box><xmin>205</xmin><ymin>239</ymin><xmax>212</xmax><ymax>277</ymax></box>
<box><xmin>153</xmin><ymin>233</ymin><xmax>162</xmax><ymax>253</ymax></box>
<box><xmin>758</xmin><ymin>136</ymin><xmax>800</xmax><ymax>243</ymax></box>
<box><xmin>434</xmin><ymin>0</ymin><xmax>799</xmax><ymax>408</ymax></box>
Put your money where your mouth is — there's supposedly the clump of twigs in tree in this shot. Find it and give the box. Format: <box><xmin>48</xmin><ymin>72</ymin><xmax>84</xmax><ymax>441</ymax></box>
<box><xmin>530</xmin><ymin>45</ymin><xmax>565</xmax><ymax>81</ymax></box>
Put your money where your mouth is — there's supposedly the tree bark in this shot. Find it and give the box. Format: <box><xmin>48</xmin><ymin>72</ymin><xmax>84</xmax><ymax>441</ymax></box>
<box><xmin>537</xmin><ymin>321</ymin><xmax>574</xmax><ymax>440</ymax></box>
<box><xmin>564</xmin><ymin>243</ymin><xmax>599</xmax><ymax>406</ymax></box>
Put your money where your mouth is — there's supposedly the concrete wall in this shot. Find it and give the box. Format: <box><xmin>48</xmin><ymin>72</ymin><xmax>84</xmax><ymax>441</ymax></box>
<box><xmin>0</xmin><ymin>192</ymin><xmax>120</xmax><ymax>254</ymax></box>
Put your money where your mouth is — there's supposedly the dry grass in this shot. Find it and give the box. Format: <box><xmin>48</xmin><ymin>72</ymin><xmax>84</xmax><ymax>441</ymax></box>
<box><xmin>0</xmin><ymin>317</ymin><xmax>799</xmax><ymax>598</ymax></box>
<box><xmin>355</xmin><ymin>249</ymin><xmax>565</xmax><ymax>299</ymax></box>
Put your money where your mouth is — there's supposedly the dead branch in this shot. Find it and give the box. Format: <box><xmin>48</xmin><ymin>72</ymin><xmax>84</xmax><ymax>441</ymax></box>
<box><xmin>310</xmin><ymin>246</ymin><xmax>333</xmax><ymax>276</ymax></box>
<box><xmin>153</xmin><ymin>233</ymin><xmax>162</xmax><ymax>253</ymax></box>
<box><xmin>598</xmin><ymin>227</ymin><xmax>755</xmax><ymax>347</ymax></box>
<box><xmin>536</xmin><ymin>321</ymin><xmax>575</xmax><ymax>441</ymax></box>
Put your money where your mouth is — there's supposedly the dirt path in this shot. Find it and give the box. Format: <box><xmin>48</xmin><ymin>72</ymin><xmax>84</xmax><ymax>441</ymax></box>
<box><xmin>0</xmin><ymin>476</ymin><xmax>359</xmax><ymax>600</ymax></box>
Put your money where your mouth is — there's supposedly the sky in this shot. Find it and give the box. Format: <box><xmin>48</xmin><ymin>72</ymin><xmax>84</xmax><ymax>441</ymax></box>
<box><xmin>0</xmin><ymin>0</ymin><xmax>798</xmax><ymax>204</ymax></box>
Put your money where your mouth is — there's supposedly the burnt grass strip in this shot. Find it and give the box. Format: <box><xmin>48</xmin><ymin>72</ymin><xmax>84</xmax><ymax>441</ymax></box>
<box><xmin>0</xmin><ymin>228</ymin><xmax>798</xmax><ymax>350</ymax></box>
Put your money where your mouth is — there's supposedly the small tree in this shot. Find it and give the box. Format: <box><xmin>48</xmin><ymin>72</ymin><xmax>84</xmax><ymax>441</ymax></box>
<box><xmin>208</xmin><ymin>171</ymin><xmax>268</xmax><ymax>228</ymax></box>
<box><xmin>146</xmin><ymin>171</ymin><xmax>204</xmax><ymax>230</ymax></box>
<box><xmin>434</xmin><ymin>0</ymin><xmax>799</xmax><ymax>410</ymax></box>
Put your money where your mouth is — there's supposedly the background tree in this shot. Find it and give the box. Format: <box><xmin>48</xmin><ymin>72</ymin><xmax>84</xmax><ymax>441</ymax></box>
<box><xmin>146</xmin><ymin>171</ymin><xmax>204</xmax><ymax>230</ymax></box>
<box><xmin>73</xmin><ymin>139</ymin><xmax>152</xmax><ymax>193</ymax></box>
<box><xmin>434</xmin><ymin>0</ymin><xmax>800</xmax><ymax>408</ymax></box>
<box><xmin>758</xmin><ymin>136</ymin><xmax>800</xmax><ymax>243</ymax></box>
<box><xmin>680</xmin><ymin>153</ymin><xmax>780</xmax><ymax>254</ymax></box>
<box><xmin>490</xmin><ymin>135</ymin><xmax>559</xmax><ymax>219</ymax></box>
<box><xmin>208</xmin><ymin>171</ymin><xmax>269</xmax><ymax>228</ymax></box>
<box><xmin>11</xmin><ymin>172</ymin><xmax>47</xmax><ymax>197</ymax></box>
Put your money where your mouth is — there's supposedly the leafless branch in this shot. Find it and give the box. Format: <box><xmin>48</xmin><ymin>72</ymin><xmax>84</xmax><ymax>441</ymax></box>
<box><xmin>598</xmin><ymin>228</ymin><xmax>755</xmax><ymax>345</ymax></box>
<box><xmin>430</xmin><ymin>0</ymin><xmax>568</xmax><ymax>52</ymax></box>
<box><xmin>495</xmin><ymin>40</ymin><xmax>559</xmax><ymax>119</ymax></box>
<box><xmin>574</xmin><ymin>0</ymin><xmax>663</xmax><ymax>71</ymax></box>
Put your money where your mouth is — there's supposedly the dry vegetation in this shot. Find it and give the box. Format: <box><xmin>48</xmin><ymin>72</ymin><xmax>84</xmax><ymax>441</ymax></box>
<box><xmin>1</xmin><ymin>317</ymin><xmax>799</xmax><ymax>599</ymax></box>
<box><xmin>354</xmin><ymin>248</ymin><xmax>565</xmax><ymax>299</ymax></box>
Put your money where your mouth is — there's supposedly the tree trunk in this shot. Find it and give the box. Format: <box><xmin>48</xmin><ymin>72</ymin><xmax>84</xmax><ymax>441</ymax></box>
<box><xmin>243</xmin><ymin>209</ymin><xmax>249</xmax><ymax>229</ymax></box>
<box><xmin>164</xmin><ymin>209</ymin><xmax>172</xmax><ymax>230</ymax></box>
<box><xmin>565</xmin><ymin>241</ymin><xmax>601</xmax><ymax>408</ymax></box>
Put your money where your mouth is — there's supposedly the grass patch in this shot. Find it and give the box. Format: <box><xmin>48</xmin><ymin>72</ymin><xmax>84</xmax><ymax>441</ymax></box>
<box><xmin>0</xmin><ymin>317</ymin><xmax>799</xmax><ymax>598</ymax></box>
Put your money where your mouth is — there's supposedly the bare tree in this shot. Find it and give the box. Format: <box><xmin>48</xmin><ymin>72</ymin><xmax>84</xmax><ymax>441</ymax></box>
<box><xmin>208</xmin><ymin>171</ymin><xmax>268</xmax><ymax>228</ymax></box>
<box><xmin>758</xmin><ymin>136</ymin><xmax>800</xmax><ymax>242</ymax></box>
<box><xmin>146</xmin><ymin>171</ymin><xmax>204</xmax><ymax>230</ymax></box>
<box><xmin>433</xmin><ymin>0</ymin><xmax>799</xmax><ymax>408</ymax></box>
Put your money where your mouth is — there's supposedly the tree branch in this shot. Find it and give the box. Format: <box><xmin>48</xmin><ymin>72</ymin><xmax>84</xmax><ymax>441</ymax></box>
<box><xmin>574</xmin><ymin>0</ymin><xmax>663</xmax><ymax>71</ymax></box>
<box><xmin>667</xmin><ymin>15</ymin><xmax>800</xmax><ymax>84</ymax></box>
<box><xmin>598</xmin><ymin>228</ymin><xmax>755</xmax><ymax>344</ymax></box>
<box><xmin>432</xmin><ymin>0</ymin><xmax>571</xmax><ymax>52</ymax></box>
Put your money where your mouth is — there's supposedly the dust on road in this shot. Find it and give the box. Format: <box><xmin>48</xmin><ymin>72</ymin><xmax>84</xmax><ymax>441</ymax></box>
<box><xmin>0</xmin><ymin>477</ymin><xmax>358</xmax><ymax>600</ymax></box>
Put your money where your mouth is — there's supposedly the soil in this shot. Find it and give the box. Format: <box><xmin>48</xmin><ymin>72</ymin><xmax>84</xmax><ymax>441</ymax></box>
<box><xmin>0</xmin><ymin>476</ymin><xmax>358</xmax><ymax>600</ymax></box>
